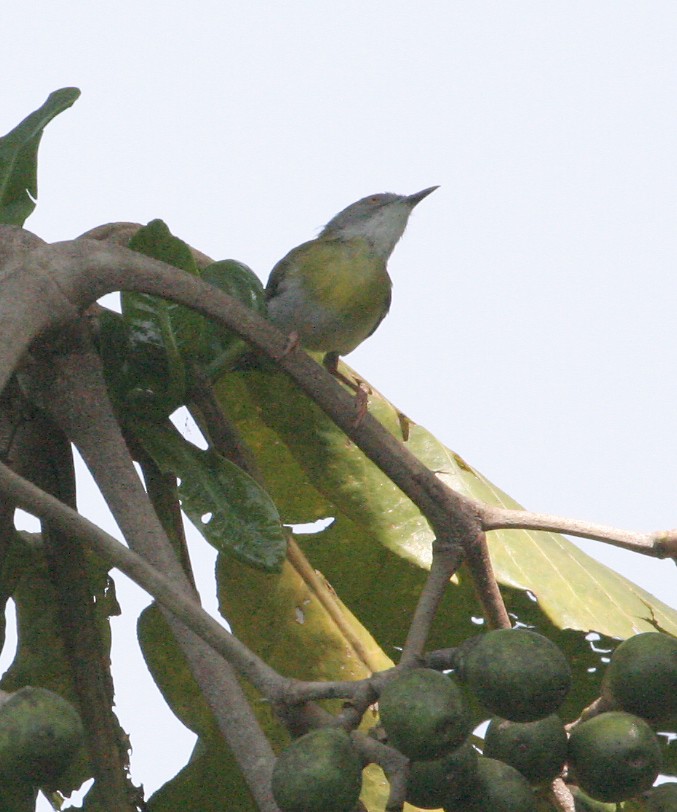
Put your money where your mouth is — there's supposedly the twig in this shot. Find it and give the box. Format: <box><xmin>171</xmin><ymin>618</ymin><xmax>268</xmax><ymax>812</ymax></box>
<box><xmin>350</xmin><ymin>732</ymin><xmax>409</xmax><ymax>812</ymax></box>
<box><xmin>480</xmin><ymin>503</ymin><xmax>677</xmax><ymax>560</ymax></box>
<box><xmin>463</xmin><ymin>529</ymin><xmax>511</xmax><ymax>629</ymax></box>
<box><xmin>399</xmin><ymin>539</ymin><xmax>465</xmax><ymax>666</ymax></box>
<box><xmin>549</xmin><ymin>777</ymin><xmax>576</xmax><ymax>812</ymax></box>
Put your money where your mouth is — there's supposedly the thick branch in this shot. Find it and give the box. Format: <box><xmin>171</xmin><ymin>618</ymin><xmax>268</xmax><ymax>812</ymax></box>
<box><xmin>19</xmin><ymin>324</ymin><xmax>279</xmax><ymax>812</ymax></box>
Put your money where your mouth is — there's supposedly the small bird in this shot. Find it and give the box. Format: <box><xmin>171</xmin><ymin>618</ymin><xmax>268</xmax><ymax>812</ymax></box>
<box><xmin>265</xmin><ymin>186</ymin><xmax>438</xmax><ymax>376</ymax></box>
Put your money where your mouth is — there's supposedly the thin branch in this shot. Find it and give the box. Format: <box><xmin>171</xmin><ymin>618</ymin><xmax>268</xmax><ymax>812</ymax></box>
<box><xmin>350</xmin><ymin>732</ymin><xmax>409</xmax><ymax>812</ymax></box>
<box><xmin>399</xmin><ymin>539</ymin><xmax>465</xmax><ymax>666</ymax></box>
<box><xmin>0</xmin><ymin>458</ymin><xmax>287</xmax><ymax>698</ymax></box>
<box><xmin>549</xmin><ymin>777</ymin><xmax>576</xmax><ymax>812</ymax></box>
<box><xmin>463</xmin><ymin>529</ymin><xmax>511</xmax><ymax>629</ymax></box>
<box><xmin>480</xmin><ymin>503</ymin><xmax>677</xmax><ymax>559</ymax></box>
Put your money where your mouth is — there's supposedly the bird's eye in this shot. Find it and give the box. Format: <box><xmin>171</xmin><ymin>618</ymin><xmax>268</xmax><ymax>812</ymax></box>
<box><xmin>368</xmin><ymin>196</ymin><xmax>380</xmax><ymax>204</ymax></box>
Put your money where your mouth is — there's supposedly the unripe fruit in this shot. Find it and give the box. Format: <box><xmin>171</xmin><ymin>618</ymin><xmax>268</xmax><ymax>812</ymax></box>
<box><xmin>271</xmin><ymin>727</ymin><xmax>362</xmax><ymax>812</ymax></box>
<box><xmin>602</xmin><ymin>632</ymin><xmax>677</xmax><ymax>726</ymax></box>
<box><xmin>483</xmin><ymin>714</ymin><xmax>567</xmax><ymax>785</ymax></box>
<box><xmin>443</xmin><ymin>756</ymin><xmax>538</xmax><ymax>812</ymax></box>
<box><xmin>379</xmin><ymin>668</ymin><xmax>471</xmax><ymax>761</ymax></box>
<box><xmin>0</xmin><ymin>687</ymin><xmax>84</xmax><ymax>787</ymax></box>
<box><xmin>457</xmin><ymin>629</ymin><xmax>571</xmax><ymax>722</ymax></box>
<box><xmin>406</xmin><ymin>740</ymin><xmax>478</xmax><ymax>809</ymax></box>
<box><xmin>568</xmin><ymin>711</ymin><xmax>662</xmax><ymax>802</ymax></box>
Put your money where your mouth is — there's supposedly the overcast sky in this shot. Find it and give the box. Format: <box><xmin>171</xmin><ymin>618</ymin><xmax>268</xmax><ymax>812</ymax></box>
<box><xmin>3</xmin><ymin>2</ymin><xmax>677</xmax><ymax>806</ymax></box>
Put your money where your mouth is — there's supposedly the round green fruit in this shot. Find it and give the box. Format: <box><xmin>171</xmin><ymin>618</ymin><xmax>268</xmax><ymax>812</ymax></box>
<box><xmin>457</xmin><ymin>629</ymin><xmax>571</xmax><ymax>722</ymax></box>
<box><xmin>271</xmin><ymin>727</ymin><xmax>362</xmax><ymax>812</ymax></box>
<box><xmin>443</xmin><ymin>756</ymin><xmax>538</xmax><ymax>812</ymax></box>
<box><xmin>602</xmin><ymin>632</ymin><xmax>677</xmax><ymax>726</ymax></box>
<box><xmin>0</xmin><ymin>686</ymin><xmax>84</xmax><ymax>787</ymax></box>
<box><xmin>568</xmin><ymin>711</ymin><xmax>662</xmax><ymax>802</ymax></box>
<box><xmin>483</xmin><ymin>714</ymin><xmax>567</xmax><ymax>785</ymax></box>
<box><xmin>379</xmin><ymin>668</ymin><xmax>471</xmax><ymax>761</ymax></box>
<box><xmin>406</xmin><ymin>740</ymin><xmax>478</xmax><ymax>809</ymax></box>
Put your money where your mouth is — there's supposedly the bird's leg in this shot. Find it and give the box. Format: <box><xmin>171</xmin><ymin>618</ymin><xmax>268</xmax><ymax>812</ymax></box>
<box><xmin>322</xmin><ymin>352</ymin><xmax>365</xmax><ymax>391</ymax></box>
<box><xmin>323</xmin><ymin>353</ymin><xmax>371</xmax><ymax>427</ymax></box>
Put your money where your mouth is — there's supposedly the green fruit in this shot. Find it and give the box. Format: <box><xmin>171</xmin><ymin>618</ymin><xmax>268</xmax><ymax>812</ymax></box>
<box><xmin>0</xmin><ymin>686</ymin><xmax>84</xmax><ymax>786</ymax></box>
<box><xmin>483</xmin><ymin>714</ymin><xmax>567</xmax><ymax>785</ymax></box>
<box><xmin>271</xmin><ymin>727</ymin><xmax>362</xmax><ymax>812</ymax></box>
<box><xmin>379</xmin><ymin>668</ymin><xmax>471</xmax><ymax>761</ymax></box>
<box><xmin>457</xmin><ymin>629</ymin><xmax>571</xmax><ymax>722</ymax></box>
<box><xmin>602</xmin><ymin>632</ymin><xmax>677</xmax><ymax>726</ymax></box>
<box><xmin>443</xmin><ymin>756</ymin><xmax>538</xmax><ymax>812</ymax></box>
<box><xmin>568</xmin><ymin>711</ymin><xmax>662</xmax><ymax>802</ymax></box>
<box><xmin>645</xmin><ymin>783</ymin><xmax>677</xmax><ymax>811</ymax></box>
<box><xmin>406</xmin><ymin>740</ymin><xmax>478</xmax><ymax>808</ymax></box>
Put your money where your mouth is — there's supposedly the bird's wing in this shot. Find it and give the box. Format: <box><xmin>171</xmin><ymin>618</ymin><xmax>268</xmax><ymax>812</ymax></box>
<box><xmin>365</xmin><ymin>284</ymin><xmax>392</xmax><ymax>339</ymax></box>
<box><xmin>265</xmin><ymin>241</ymin><xmax>315</xmax><ymax>301</ymax></box>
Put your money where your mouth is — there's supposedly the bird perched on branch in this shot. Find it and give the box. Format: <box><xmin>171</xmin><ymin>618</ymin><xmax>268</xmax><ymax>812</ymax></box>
<box><xmin>265</xmin><ymin>186</ymin><xmax>438</xmax><ymax>377</ymax></box>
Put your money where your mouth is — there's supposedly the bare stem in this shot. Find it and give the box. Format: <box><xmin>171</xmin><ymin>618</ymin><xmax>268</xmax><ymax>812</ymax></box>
<box><xmin>480</xmin><ymin>503</ymin><xmax>677</xmax><ymax>560</ymax></box>
<box><xmin>463</xmin><ymin>529</ymin><xmax>511</xmax><ymax>629</ymax></box>
<box><xmin>399</xmin><ymin>539</ymin><xmax>465</xmax><ymax>666</ymax></box>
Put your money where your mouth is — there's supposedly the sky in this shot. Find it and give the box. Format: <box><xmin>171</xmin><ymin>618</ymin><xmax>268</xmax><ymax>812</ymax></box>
<box><xmin>2</xmin><ymin>2</ymin><xmax>677</xmax><ymax>807</ymax></box>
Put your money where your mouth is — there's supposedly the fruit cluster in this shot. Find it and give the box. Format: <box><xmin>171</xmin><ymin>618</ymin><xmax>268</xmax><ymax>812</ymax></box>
<box><xmin>271</xmin><ymin>629</ymin><xmax>677</xmax><ymax>811</ymax></box>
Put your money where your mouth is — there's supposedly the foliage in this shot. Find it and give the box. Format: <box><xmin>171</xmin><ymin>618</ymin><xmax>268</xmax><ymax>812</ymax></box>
<box><xmin>0</xmin><ymin>91</ymin><xmax>675</xmax><ymax>812</ymax></box>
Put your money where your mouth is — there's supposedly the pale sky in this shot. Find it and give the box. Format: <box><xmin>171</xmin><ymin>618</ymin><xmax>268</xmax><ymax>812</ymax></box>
<box><xmin>3</xmin><ymin>2</ymin><xmax>676</xmax><ymax>806</ymax></box>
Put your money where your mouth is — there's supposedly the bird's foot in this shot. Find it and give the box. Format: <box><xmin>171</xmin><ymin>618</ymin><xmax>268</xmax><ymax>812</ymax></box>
<box><xmin>323</xmin><ymin>352</ymin><xmax>371</xmax><ymax>393</ymax></box>
<box><xmin>352</xmin><ymin>382</ymin><xmax>371</xmax><ymax>428</ymax></box>
<box><xmin>274</xmin><ymin>330</ymin><xmax>301</xmax><ymax>360</ymax></box>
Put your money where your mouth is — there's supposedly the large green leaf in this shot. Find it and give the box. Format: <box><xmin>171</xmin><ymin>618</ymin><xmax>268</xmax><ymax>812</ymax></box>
<box><xmin>0</xmin><ymin>88</ymin><xmax>80</xmax><ymax>225</ymax></box>
<box><xmin>218</xmin><ymin>364</ymin><xmax>677</xmax><ymax>641</ymax></box>
<box><xmin>136</xmin><ymin>421</ymin><xmax>286</xmax><ymax>572</ymax></box>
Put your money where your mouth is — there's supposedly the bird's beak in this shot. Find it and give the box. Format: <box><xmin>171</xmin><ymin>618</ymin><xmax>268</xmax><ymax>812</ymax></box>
<box><xmin>406</xmin><ymin>186</ymin><xmax>440</xmax><ymax>207</ymax></box>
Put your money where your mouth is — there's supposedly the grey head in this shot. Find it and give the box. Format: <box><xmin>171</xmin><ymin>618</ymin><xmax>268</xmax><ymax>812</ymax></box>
<box><xmin>319</xmin><ymin>186</ymin><xmax>439</xmax><ymax>260</ymax></box>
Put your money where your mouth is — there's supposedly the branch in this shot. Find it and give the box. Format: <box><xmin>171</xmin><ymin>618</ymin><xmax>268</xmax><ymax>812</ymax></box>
<box><xmin>0</xmin><ymin>458</ymin><xmax>288</xmax><ymax>699</ymax></box>
<box><xmin>18</xmin><ymin>324</ymin><xmax>280</xmax><ymax>812</ymax></box>
<box><xmin>480</xmin><ymin>503</ymin><xmax>677</xmax><ymax>559</ymax></box>
<box><xmin>399</xmin><ymin>539</ymin><xmax>466</xmax><ymax>666</ymax></box>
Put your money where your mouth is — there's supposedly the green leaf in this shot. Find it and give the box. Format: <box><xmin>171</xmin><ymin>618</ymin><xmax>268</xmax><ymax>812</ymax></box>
<box><xmin>119</xmin><ymin>220</ymin><xmax>199</xmax><ymax>417</ymax></box>
<box><xmin>0</xmin><ymin>88</ymin><xmax>80</xmax><ymax>225</ymax></box>
<box><xmin>223</xmin><ymin>363</ymin><xmax>677</xmax><ymax>641</ymax></box>
<box><xmin>193</xmin><ymin>260</ymin><xmax>266</xmax><ymax>377</ymax></box>
<box><xmin>148</xmin><ymin>738</ymin><xmax>256</xmax><ymax>812</ymax></box>
<box><xmin>98</xmin><ymin>308</ymin><xmax>185</xmax><ymax>420</ymax></box>
<box><xmin>135</xmin><ymin>422</ymin><xmax>286</xmax><ymax>572</ymax></box>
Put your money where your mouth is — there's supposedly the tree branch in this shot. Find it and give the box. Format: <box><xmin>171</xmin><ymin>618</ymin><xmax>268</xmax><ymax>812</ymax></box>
<box><xmin>0</xmin><ymin>458</ymin><xmax>288</xmax><ymax>699</ymax></box>
<box><xmin>479</xmin><ymin>503</ymin><xmax>677</xmax><ymax>560</ymax></box>
<box><xmin>18</xmin><ymin>323</ymin><xmax>280</xmax><ymax>812</ymax></box>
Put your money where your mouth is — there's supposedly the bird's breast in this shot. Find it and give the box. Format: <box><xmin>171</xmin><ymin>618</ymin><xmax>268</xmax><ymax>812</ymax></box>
<box><xmin>267</xmin><ymin>238</ymin><xmax>392</xmax><ymax>355</ymax></box>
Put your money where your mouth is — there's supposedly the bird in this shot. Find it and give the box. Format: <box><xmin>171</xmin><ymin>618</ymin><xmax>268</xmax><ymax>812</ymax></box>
<box><xmin>265</xmin><ymin>186</ymin><xmax>438</xmax><ymax>378</ymax></box>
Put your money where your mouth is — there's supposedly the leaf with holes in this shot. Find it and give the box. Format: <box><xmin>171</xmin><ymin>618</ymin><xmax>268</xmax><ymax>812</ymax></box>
<box><xmin>136</xmin><ymin>421</ymin><xmax>286</xmax><ymax>572</ymax></box>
